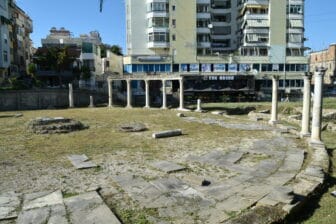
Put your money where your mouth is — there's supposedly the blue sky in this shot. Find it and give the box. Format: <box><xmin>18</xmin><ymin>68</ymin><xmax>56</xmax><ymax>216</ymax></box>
<box><xmin>17</xmin><ymin>0</ymin><xmax>336</xmax><ymax>54</ymax></box>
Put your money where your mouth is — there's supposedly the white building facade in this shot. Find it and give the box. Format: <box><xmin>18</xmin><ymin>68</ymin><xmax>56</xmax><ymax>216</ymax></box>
<box><xmin>124</xmin><ymin>0</ymin><xmax>308</xmax><ymax>98</ymax></box>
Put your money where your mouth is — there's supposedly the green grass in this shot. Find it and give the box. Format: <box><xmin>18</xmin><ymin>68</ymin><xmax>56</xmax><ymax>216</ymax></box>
<box><xmin>0</xmin><ymin>98</ymin><xmax>335</xmax><ymax>223</ymax></box>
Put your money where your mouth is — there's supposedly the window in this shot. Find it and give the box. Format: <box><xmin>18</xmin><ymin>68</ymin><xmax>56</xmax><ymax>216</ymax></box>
<box><xmin>147</xmin><ymin>17</ymin><xmax>169</xmax><ymax>28</ymax></box>
<box><xmin>3</xmin><ymin>33</ymin><xmax>7</xmax><ymax>45</ymax></box>
<box><xmin>287</xmin><ymin>5</ymin><xmax>303</xmax><ymax>14</ymax></box>
<box><xmin>147</xmin><ymin>2</ymin><xmax>169</xmax><ymax>12</ymax></box>
<box><xmin>172</xmin><ymin>19</ymin><xmax>176</xmax><ymax>27</ymax></box>
<box><xmin>172</xmin><ymin>34</ymin><xmax>176</xmax><ymax>41</ymax></box>
<box><xmin>148</xmin><ymin>32</ymin><xmax>169</xmax><ymax>42</ymax></box>
<box><xmin>172</xmin><ymin>5</ymin><xmax>175</xmax><ymax>11</ymax></box>
<box><xmin>3</xmin><ymin>50</ymin><xmax>8</xmax><ymax>63</ymax></box>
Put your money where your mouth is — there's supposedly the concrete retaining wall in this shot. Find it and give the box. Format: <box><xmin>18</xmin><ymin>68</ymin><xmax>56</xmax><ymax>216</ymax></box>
<box><xmin>0</xmin><ymin>89</ymin><xmax>107</xmax><ymax>111</ymax></box>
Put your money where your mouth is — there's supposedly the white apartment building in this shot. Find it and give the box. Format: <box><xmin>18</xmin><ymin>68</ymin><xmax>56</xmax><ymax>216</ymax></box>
<box><xmin>124</xmin><ymin>0</ymin><xmax>308</xmax><ymax>99</ymax></box>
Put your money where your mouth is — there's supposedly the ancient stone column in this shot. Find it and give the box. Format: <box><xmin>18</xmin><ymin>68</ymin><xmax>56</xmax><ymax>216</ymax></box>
<box><xmin>126</xmin><ymin>79</ymin><xmax>132</xmax><ymax>108</ymax></box>
<box><xmin>68</xmin><ymin>83</ymin><xmax>74</xmax><ymax>108</ymax></box>
<box><xmin>179</xmin><ymin>78</ymin><xmax>184</xmax><ymax>110</ymax></box>
<box><xmin>269</xmin><ymin>75</ymin><xmax>279</xmax><ymax>125</ymax></box>
<box><xmin>144</xmin><ymin>80</ymin><xmax>150</xmax><ymax>108</ymax></box>
<box><xmin>300</xmin><ymin>73</ymin><xmax>312</xmax><ymax>137</ymax></box>
<box><xmin>310</xmin><ymin>67</ymin><xmax>326</xmax><ymax>145</ymax></box>
<box><xmin>108</xmin><ymin>79</ymin><xmax>113</xmax><ymax>108</ymax></box>
<box><xmin>162</xmin><ymin>80</ymin><xmax>167</xmax><ymax>109</ymax></box>
<box><xmin>196</xmin><ymin>99</ymin><xmax>202</xmax><ymax>112</ymax></box>
<box><xmin>89</xmin><ymin>95</ymin><xmax>94</xmax><ymax>108</ymax></box>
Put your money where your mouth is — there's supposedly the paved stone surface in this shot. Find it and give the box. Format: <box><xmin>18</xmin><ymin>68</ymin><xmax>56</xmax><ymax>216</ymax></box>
<box><xmin>10</xmin><ymin>191</ymin><xmax>120</xmax><ymax>224</ymax></box>
<box><xmin>150</xmin><ymin>161</ymin><xmax>186</xmax><ymax>173</ymax></box>
<box><xmin>17</xmin><ymin>190</ymin><xmax>67</xmax><ymax>224</ymax></box>
<box><xmin>67</xmin><ymin>154</ymin><xmax>97</xmax><ymax>169</ymax></box>
<box><xmin>183</xmin><ymin>117</ymin><xmax>273</xmax><ymax>131</ymax></box>
<box><xmin>0</xmin><ymin>192</ymin><xmax>21</xmax><ymax>221</ymax></box>
<box><xmin>64</xmin><ymin>191</ymin><xmax>121</xmax><ymax>224</ymax></box>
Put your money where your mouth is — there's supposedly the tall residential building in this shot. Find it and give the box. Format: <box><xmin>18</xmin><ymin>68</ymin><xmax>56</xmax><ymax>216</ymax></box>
<box><xmin>309</xmin><ymin>44</ymin><xmax>336</xmax><ymax>87</ymax></box>
<box><xmin>124</xmin><ymin>0</ymin><xmax>308</xmax><ymax>97</ymax></box>
<box><xmin>0</xmin><ymin>0</ymin><xmax>10</xmax><ymax>78</ymax></box>
<box><xmin>9</xmin><ymin>3</ymin><xmax>33</xmax><ymax>76</ymax></box>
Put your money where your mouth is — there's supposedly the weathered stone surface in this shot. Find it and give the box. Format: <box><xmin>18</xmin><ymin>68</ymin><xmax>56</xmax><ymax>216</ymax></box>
<box><xmin>0</xmin><ymin>192</ymin><xmax>21</xmax><ymax>220</ymax></box>
<box><xmin>188</xmin><ymin>150</ymin><xmax>244</xmax><ymax>168</ymax></box>
<box><xmin>211</xmin><ymin>111</ymin><xmax>226</xmax><ymax>115</ymax></box>
<box><xmin>259</xmin><ymin>109</ymin><xmax>270</xmax><ymax>114</ymax></box>
<box><xmin>216</xmin><ymin>195</ymin><xmax>254</xmax><ymax>212</ymax></box>
<box><xmin>176</xmin><ymin>113</ymin><xmax>185</xmax><ymax>117</ymax></box>
<box><xmin>18</xmin><ymin>190</ymin><xmax>67</xmax><ymax>224</ymax></box>
<box><xmin>0</xmin><ymin>113</ymin><xmax>23</xmax><ymax>118</ymax></box>
<box><xmin>262</xmin><ymin>186</ymin><xmax>294</xmax><ymax>205</ymax></box>
<box><xmin>64</xmin><ymin>191</ymin><xmax>121</xmax><ymax>224</ymax></box>
<box><xmin>27</xmin><ymin>117</ymin><xmax>88</xmax><ymax>134</ymax></box>
<box><xmin>150</xmin><ymin>161</ymin><xmax>186</xmax><ymax>173</ymax></box>
<box><xmin>183</xmin><ymin>117</ymin><xmax>272</xmax><ymax>131</ymax></box>
<box><xmin>23</xmin><ymin>190</ymin><xmax>63</xmax><ymax>210</ymax></box>
<box><xmin>323</xmin><ymin>111</ymin><xmax>336</xmax><ymax>121</ymax></box>
<box><xmin>17</xmin><ymin>207</ymin><xmax>50</xmax><ymax>224</ymax></box>
<box><xmin>68</xmin><ymin>154</ymin><xmax>97</xmax><ymax>169</ymax></box>
<box><xmin>118</xmin><ymin>123</ymin><xmax>147</xmax><ymax>132</ymax></box>
<box><xmin>152</xmin><ymin>129</ymin><xmax>182</xmax><ymax>138</ymax></box>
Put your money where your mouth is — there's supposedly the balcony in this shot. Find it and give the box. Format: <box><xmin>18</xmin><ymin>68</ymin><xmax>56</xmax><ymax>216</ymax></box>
<box><xmin>244</xmin><ymin>14</ymin><xmax>268</xmax><ymax>20</ymax></box>
<box><xmin>211</xmin><ymin>34</ymin><xmax>233</xmax><ymax>40</ymax></box>
<box><xmin>146</xmin><ymin>0</ymin><xmax>168</xmax><ymax>3</ymax></box>
<box><xmin>197</xmin><ymin>0</ymin><xmax>211</xmax><ymax>3</ymax></box>
<box><xmin>147</xmin><ymin>42</ymin><xmax>170</xmax><ymax>49</ymax></box>
<box><xmin>197</xmin><ymin>27</ymin><xmax>211</xmax><ymax>34</ymax></box>
<box><xmin>287</xmin><ymin>14</ymin><xmax>303</xmax><ymax>20</ymax></box>
<box><xmin>243</xmin><ymin>19</ymin><xmax>269</xmax><ymax>28</ymax></box>
<box><xmin>287</xmin><ymin>42</ymin><xmax>304</xmax><ymax>48</ymax></box>
<box><xmin>147</xmin><ymin>27</ymin><xmax>169</xmax><ymax>34</ymax></box>
<box><xmin>211</xmin><ymin>8</ymin><xmax>231</xmax><ymax>14</ymax></box>
<box><xmin>146</xmin><ymin>12</ymin><xmax>169</xmax><ymax>19</ymax></box>
<box><xmin>212</xmin><ymin>21</ymin><xmax>231</xmax><ymax>26</ymax></box>
<box><xmin>197</xmin><ymin>12</ymin><xmax>211</xmax><ymax>19</ymax></box>
<box><xmin>243</xmin><ymin>28</ymin><xmax>269</xmax><ymax>34</ymax></box>
<box><xmin>197</xmin><ymin>42</ymin><xmax>211</xmax><ymax>48</ymax></box>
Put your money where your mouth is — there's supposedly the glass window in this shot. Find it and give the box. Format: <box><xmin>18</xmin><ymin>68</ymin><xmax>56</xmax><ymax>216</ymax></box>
<box><xmin>82</xmin><ymin>42</ymin><xmax>93</xmax><ymax>53</ymax></box>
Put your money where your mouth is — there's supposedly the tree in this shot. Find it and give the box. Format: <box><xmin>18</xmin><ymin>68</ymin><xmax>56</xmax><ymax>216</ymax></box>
<box><xmin>27</xmin><ymin>63</ymin><xmax>37</xmax><ymax>79</ymax></box>
<box><xmin>110</xmin><ymin>45</ymin><xmax>123</xmax><ymax>56</ymax></box>
<box><xmin>33</xmin><ymin>46</ymin><xmax>80</xmax><ymax>86</ymax></box>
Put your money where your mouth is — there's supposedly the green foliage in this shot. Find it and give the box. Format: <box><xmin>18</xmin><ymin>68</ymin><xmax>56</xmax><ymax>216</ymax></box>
<box><xmin>110</xmin><ymin>45</ymin><xmax>123</xmax><ymax>56</ymax></box>
<box><xmin>101</xmin><ymin>44</ymin><xmax>123</xmax><ymax>57</ymax></box>
<box><xmin>34</xmin><ymin>46</ymin><xmax>77</xmax><ymax>73</ymax></box>
<box><xmin>27</xmin><ymin>63</ymin><xmax>37</xmax><ymax>78</ymax></box>
<box><xmin>81</xmin><ymin>66</ymin><xmax>91</xmax><ymax>80</ymax></box>
<box><xmin>8</xmin><ymin>77</ymin><xmax>28</xmax><ymax>90</ymax></box>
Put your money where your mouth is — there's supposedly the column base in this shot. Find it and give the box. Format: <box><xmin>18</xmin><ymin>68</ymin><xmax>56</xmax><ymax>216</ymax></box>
<box><xmin>195</xmin><ymin>109</ymin><xmax>206</xmax><ymax>113</ymax></box>
<box><xmin>144</xmin><ymin>105</ymin><xmax>150</xmax><ymax>109</ymax></box>
<box><xmin>300</xmin><ymin>132</ymin><xmax>311</xmax><ymax>138</ymax></box>
<box><xmin>178</xmin><ymin>107</ymin><xmax>190</xmax><ymax>111</ymax></box>
<box><xmin>309</xmin><ymin>139</ymin><xmax>325</xmax><ymax>148</ymax></box>
<box><xmin>161</xmin><ymin>106</ymin><xmax>168</xmax><ymax>110</ymax></box>
<box><xmin>268</xmin><ymin>120</ymin><xmax>279</xmax><ymax>125</ymax></box>
<box><xmin>126</xmin><ymin>105</ymin><xmax>133</xmax><ymax>109</ymax></box>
